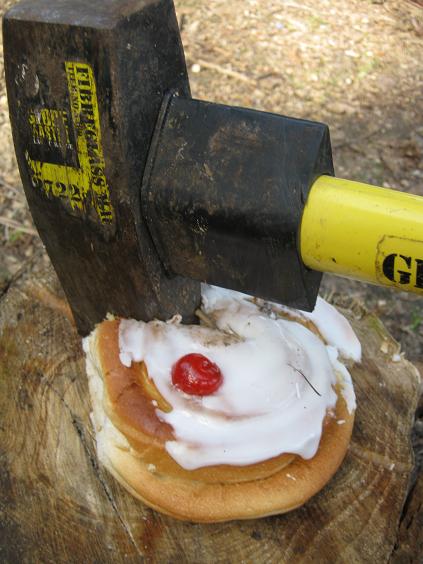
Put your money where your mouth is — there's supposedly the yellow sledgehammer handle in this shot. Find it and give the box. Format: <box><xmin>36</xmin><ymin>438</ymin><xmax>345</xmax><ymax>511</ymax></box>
<box><xmin>300</xmin><ymin>176</ymin><xmax>423</xmax><ymax>294</ymax></box>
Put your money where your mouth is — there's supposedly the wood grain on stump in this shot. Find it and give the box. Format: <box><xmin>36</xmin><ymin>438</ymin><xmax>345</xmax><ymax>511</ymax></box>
<box><xmin>0</xmin><ymin>258</ymin><xmax>420</xmax><ymax>563</ymax></box>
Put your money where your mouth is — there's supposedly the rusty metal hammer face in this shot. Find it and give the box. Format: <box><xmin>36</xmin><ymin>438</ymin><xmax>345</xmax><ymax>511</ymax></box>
<box><xmin>3</xmin><ymin>0</ymin><xmax>332</xmax><ymax>334</ymax></box>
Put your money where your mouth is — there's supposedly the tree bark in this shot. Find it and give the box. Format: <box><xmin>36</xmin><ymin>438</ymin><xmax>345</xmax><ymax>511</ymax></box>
<box><xmin>0</xmin><ymin>257</ymin><xmax>420</xmax><ymax>563</ymax></box>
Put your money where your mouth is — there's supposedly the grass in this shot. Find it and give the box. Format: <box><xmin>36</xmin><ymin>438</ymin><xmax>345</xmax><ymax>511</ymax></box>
<box><xmin>8</xmin><ymin>229</ymin><xmax>24</xmax><ymax>243</ymax></box>
<box><xmin>410</xmin><ymin>308</ymin><xmax>422</xmax><ymax>332</ymax></box>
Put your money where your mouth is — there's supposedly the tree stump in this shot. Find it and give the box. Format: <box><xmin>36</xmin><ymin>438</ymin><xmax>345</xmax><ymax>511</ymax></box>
<box><xmin>0</xmin><ymin>256</ymin><xmax>421</xmax><ymax>563</ymax></box>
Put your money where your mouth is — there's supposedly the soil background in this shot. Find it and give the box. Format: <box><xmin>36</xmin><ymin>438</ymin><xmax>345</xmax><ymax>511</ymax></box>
<box><xmin>0</xmin><ymin>0</ymin><xmax>422</xmax><ymax>538</ymax></box>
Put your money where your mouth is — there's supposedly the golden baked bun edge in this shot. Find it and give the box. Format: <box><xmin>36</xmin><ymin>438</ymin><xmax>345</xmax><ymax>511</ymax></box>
<box><xmin>85</xmin><ymin>320</ymin><xmax>355</xmax><ymax>523</ymax></box>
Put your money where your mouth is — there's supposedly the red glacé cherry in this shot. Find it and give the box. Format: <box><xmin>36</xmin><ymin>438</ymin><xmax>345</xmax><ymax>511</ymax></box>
<box><xmin>171</xmin><ymin>353</ymin><xmax>223</xmax><ymax>396</ymax></box>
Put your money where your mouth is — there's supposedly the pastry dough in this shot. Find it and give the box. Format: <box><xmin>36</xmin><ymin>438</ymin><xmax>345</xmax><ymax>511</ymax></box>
<box><xmin>84</xmin><ymin>287</ymin><xmax>358</xmax><ymax>522</ymax></box>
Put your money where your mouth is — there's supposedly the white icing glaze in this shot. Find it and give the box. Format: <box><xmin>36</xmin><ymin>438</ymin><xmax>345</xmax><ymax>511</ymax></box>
<box><xmin>254</xmin><ymin>292</ymin><xmax>361</xmax><ymax>362</ymax></box>
<box><xmin>118</xmin><ymin>285</ymin><xmax>359</xmax><ymax>470</ymax></box>
<box><xmin>326</xmin><ymin>346</ymin><xmax>357</xmax><ymax>413</ymax></box>
<box><xmin>300</xmin><ymin>298</ymin><xmax>362</xmax><ymax>362</ymax></box>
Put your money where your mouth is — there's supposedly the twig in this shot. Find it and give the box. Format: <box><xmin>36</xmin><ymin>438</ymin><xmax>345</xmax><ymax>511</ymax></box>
<box><xmin>333</xmin><ymin>127</ymin><xmax>379</xmax><ymax>150</ymax></box>
<box><xmin>196</xmin><ymin>59</ymin><xmax>255</xmax><ymax>84</ymax></box>
<box><xmin>288</xmin><ymin>363</ymin><xmax>321</xmax><ymax>396</ymax></box>
<box><xmin>270</xmin><ymin>2</ymin><xmax>319</xmax><ymax>15</ymax></box>
<box><xmin>195</xmin><ymin>308</ymin><xmax>243</xmax><ymax>343</ymax></box>
<box><xmin>178</xmin><ymin>13</ymin><xmax>187</xmax><ymax>33</ymax></box>
<box><xmin>379</xmin><ymin>153</ymin><xmax>400</xmax><ymax>181</ymax></box>
<box><xmin>0</xmin><ymin>216</ymin><xmax>38</xmax><ymax>236</ymax></box>
<box><xmin>195</xmin><ymin>308</ymin><xmax>216</xmax><ymax>329</ymax></box>
<box><xmin>0</xmin><ymin>177</ymin><xmax>25</xmax><ymax>199</ymax></box>
<box><xmin>346</xmin><ymin>144</ymin><xmax>367</xmax><ymax>156</ymax></box>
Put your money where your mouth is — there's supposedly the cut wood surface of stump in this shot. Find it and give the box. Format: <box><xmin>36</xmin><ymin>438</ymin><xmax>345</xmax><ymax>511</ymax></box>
<box><xmin>0</xmin><ymin>257</ymin><xmax>421</xmax><ymax>563</ymax></box>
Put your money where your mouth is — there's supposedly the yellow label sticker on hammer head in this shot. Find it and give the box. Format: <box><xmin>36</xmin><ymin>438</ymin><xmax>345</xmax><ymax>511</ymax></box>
<box><xmin>25</xmin><ymin>62</ymin><xmax>114</xmax><ymax>226</ymax></box>
<box><xmin>376</xmin><ymin>236</ymin><xmax>423</xmax><ymax>293</ymax></box>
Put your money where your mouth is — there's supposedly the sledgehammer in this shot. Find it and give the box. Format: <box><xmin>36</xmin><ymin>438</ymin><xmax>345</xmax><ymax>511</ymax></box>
<box><xmin>3</xmin><ymin>0</ymin><xmax>422</xmax><ymax>334</ymax></box>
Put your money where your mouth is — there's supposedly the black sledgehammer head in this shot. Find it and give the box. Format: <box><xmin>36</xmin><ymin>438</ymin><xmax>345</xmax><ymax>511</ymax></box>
<box><xmin>3</xmin><ymin>0</ymin><xmax>200</xmax><ymax>334</ymax></box>
<box><xmin>142</xmin><ymin>95</ymin><xmax>333</xmax><ymax>310</ymax></box>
